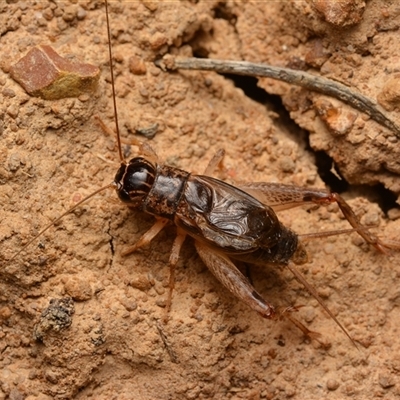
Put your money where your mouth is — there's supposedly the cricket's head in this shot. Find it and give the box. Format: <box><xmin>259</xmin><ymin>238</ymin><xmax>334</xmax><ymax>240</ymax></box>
<box><xmin>114</xmin><ymin>157</ymin><xmax>156</xmax><ymax>207</ymax></box>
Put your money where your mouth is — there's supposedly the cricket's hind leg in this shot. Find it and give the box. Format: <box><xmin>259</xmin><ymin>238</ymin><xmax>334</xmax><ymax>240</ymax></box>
<box><xmin>195</xmin><ymin>241</ymin><xmax>276</xmax><ymax>320</ymax></box>
<box><xmin>195</xmin><ymin>241</ymin><xmax>356</xmax><ymax>346</ymax></box>
<box><xmin>239</xmin><ymin>182</ymin><xmax>396</xmax><ymax>253</ymax></box>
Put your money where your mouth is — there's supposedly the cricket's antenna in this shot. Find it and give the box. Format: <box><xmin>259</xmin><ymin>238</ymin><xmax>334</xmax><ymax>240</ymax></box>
<box><xmin>286</xmin><ymin>261</ymin><xmax>358</xmax><ymax>349</ymax></box>
<box><xmin>105</xmin><ymin>0</ymin><xmax>123</xmax><ymax>162</ymax></box>
<box><xmin>8</xmin><ymin>184</ymin><xmax>114</xmax><ymax>263</ymax></box>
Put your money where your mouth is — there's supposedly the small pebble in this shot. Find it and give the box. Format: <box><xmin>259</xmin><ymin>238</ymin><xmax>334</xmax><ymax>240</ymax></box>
<box><xmin>377</xmin><ymin>75</ymin><xmax>400</xmax><ymax>111</ymax></box>
<box><xmin>0</xmin><ymin>306</ymin><xmax>12</xmax><ymax>320</ymax></box>
<box><xmin>33</xmin><ymin>297</ymin><xmax>75</xmax><ymax>342</ymax></box>
<box><xmin>388</xmin><ymin>208</ymin><xmax>400</xmax><ymax>220</ymax></box>
<box><xmin>279</xmin><ymin>156</ymin><xmax>296</xmax><ymax>173</ymax></box>
<box><xmin>128</xmin><ymin>56</ymin><xmax>147</xmax><ymax>75</ymax></box>
<box><xmin>130</xmin><ymin>274</ymin><xmax>152</xmax><ymax>291</ymax></box>
<box><xmin>45</xmin><ymin>369</ymin><xmax>59</xmax><ymax>384</ymax></box>
<box><xmin>379</xmin><ymin>373</ymin><xmax>395</xmax><ymax>389</ymax></box>
<box><xmin>327</xmin><ymin>379</ymin><xmax>340</xmax><ymax>391</ymax></box>
<box><xmin>2</xmin><ymin>88</ymin><xmax>16</xmax><ymax>98</ymax></box>
<box><xmin>64</xmin><ymin>277</ymin><xmax>92</xmax><ymax>301</ymax></box>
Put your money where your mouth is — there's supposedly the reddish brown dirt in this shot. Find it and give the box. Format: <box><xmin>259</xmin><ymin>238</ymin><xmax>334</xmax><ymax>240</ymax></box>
<box><xmin>1</xmin><ymin>1</ymin><xmax>400</xmax><ymax>399</ymax></box>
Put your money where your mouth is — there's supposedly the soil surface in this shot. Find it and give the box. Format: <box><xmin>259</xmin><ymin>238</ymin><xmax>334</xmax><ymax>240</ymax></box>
<box><xmin>1</xmin><ymin>1</ymin><xmax>400</xmax><ymax>399</ymax></box>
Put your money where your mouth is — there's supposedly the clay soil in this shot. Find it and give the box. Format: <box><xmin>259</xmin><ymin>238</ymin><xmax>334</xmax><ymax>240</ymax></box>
<box><xmin>1</xmin><ymin>1</ymin><xmax>400</xmax><ymax>399</ymax></box>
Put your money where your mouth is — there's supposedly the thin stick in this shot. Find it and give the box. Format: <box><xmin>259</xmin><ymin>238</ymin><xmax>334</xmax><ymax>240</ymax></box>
<box><xmin>155</xmin><ymin>320</ymin><xmax>178</xmax><ymax>363</ymax></box>
<box><xmin>157</xmin><ymin>56</ymin><xmax>400</xmax><ymax>137</ymax></box>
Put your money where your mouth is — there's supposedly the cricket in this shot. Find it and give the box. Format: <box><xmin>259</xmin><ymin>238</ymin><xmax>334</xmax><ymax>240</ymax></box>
<box><xmin>4</xmin><ymin>2</ymin><xmax>400</xmax><ymax>398</ymax></box>
<box><xmin>4</xmin><ymin>1</ymin><xmax>399</xmax><ymax>349</ymax></box>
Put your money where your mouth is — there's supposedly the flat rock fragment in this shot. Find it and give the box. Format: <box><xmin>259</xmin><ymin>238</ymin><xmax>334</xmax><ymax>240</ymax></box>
<box><xmin>10</xmin><ymin>45</ymin><xmax>100</xmax><ymax>100</ymax></box>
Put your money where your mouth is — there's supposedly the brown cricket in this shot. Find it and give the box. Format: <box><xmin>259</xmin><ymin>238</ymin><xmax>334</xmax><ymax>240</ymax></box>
<box><xmin>8</xmin><ymin>0</ymin><xmax>395</xmax><ymax>345</ymax></box>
